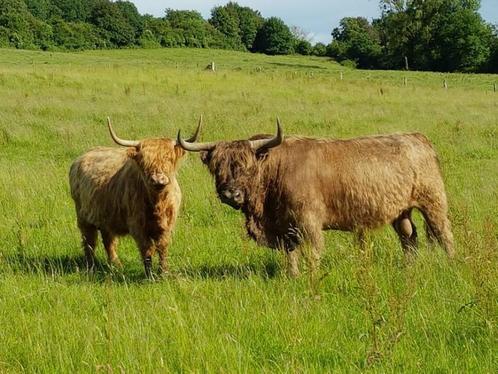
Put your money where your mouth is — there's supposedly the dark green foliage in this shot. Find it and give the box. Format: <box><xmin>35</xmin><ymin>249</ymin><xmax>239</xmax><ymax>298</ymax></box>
<box><xmin>295</xmin><ymin>39</ymin><xmax>312</xmax><ymax>55</ymax></box>
<box><xmin>51</xmin><ymin>0</ymin><xmax>89</xmax><ymax>22</ymax></box>
<box><xmin>115</xmin><ymin>1</ymin><xmax>144</xmax><ymax>39</ymax></box>
<box><xmin>253</xmin><ymin>17</ymin><xmax>294</xmax><ymax>55</ymax></box>
<box><xmin>29</xmin><ymin>16</ymin><xmax>53</xmax><ymax>50</ymax></box>
<box><xmin>88</xmin><ymin>0</ymin><xmax>135</xmax><ymax>47</ymax></box>
<box><xmin>434</xmin><ymin>7</ymin><xmax>492</xmax><ymax>72</ymax></box>
<box><xmin>51</xmin><ymin>18</ymin><xmax>102</xmax><ymax>50</ymax></box>
<box><xmin>312</xmin><ymin>42</ymin><xmax>327</xmax><ymax>57</ymax></box>
<box><xmin>327</xmin><ymin>0</ymin><xmax>495</xmax><ymax>72</ymax></box>
<box><xmin>0</xmin><ymin>0</ymin><xmax>496</xmax><ymax>72</ymax></box>
<box><xmin>209</xmin><ymin>2</ymin><xmax>263</xmax><ymax>50</ymax></box>
<box><xmin>141</xmin><ymin>15</ymin><xmax>170</xmax><ymax>46</ymax></box>
<box><xmin>328</xmin><ymin>17</ymin><xmax>381</xmax><ymax>68</ymax></box>
<box><xmin>210</xmin><ymin>4</ymin><xmax>241</xmax><ymax>49</ymax></box>
<box><xmin>24</xmin><ymin>0</ymin><xmax>54</xmax><ymax>20</ymax></box>
<box><xmin>377</xmin><ymin>0</ymin><xmax>493</xmax><ymax>72</ymax></box>
<box><xmin>486</xmin><ymin>29</ymin><xmax>498</xmax><ymax>73</ymax></box>
<box><xmin>235</xmin><ymin>5</ymin><xmax>263</xmax><ymax>50</ymax></box>
<box><xmin>0</xmin><ymin>0</ymin><xmax>32</xmax><ymax>48</ymax></box>
<box><xmin>165</xmin><ymin>9</ymin><xmax>209</xmax><ymax>48</ymax></box>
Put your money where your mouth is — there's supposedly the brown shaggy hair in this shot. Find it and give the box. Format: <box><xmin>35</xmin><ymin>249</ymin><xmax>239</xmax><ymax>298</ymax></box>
<box><xmin>69</xmin><ymin>137</ymin><xmax>185</xmax><ymax>277</ymax></box>
<box><xmin>200</xmin><ymin>132</ymin><xmax>454</xmax><ymax>276</ymax></box>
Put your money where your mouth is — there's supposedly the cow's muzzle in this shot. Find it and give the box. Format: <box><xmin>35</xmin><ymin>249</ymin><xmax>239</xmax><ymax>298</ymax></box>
<box><xmin>219</xmin><ymin>188</ymin><xmax>244</xmax><ymax>209</ymax></box>
<box><xmin>150</xmin><ymin>174</ymin><xmax>170</xmax><ymax>191</ymax></box>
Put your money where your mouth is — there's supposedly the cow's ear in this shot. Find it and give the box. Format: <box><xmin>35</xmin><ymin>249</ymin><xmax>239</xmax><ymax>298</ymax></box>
<box><xmin>126</xmin><ymin>146</ymin><xmax>139</xmax><ymax>159</ymax></box>
<box><xmin>200</xmin><ymin>151</ymin><xmax>211</xmax><ymax>165</ymax></box>
<box><xmin>174</xmin><ymin>145</ymin><xmax>186</xmax><ymax>160</ymax></box>
<box><xmin>255</xmin><ymin>148</ymin><xmax>269</xmax><ymax>160</ymax></box>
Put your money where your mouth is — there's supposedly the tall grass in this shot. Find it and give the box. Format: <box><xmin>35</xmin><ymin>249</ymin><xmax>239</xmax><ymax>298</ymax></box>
<box><xmin>0</xmin><ymin>48</ymin><xmax>496</xmax><ymax>372</ymax></box>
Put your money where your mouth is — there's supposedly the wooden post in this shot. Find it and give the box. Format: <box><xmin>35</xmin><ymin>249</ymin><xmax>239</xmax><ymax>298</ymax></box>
<box><xmin>340</xmin><ymin>71</ymin><xmax>343</xmax><ymax>80</ymax></box>
<box><xmin>403</xmin><ymin>77</ymin><xmax>407</xmax><ymax>86</ymax></box>
<box><xmin>494</xmin><ymin>83</ymin><xmax>497</xmax><ymax>92</ymax></box>
<box><xmin>205</xmin><ymin>62</ymin><xmax>215</xmax><ymax>72</ymax></box>
<box><xmin>404</xmin><ymin>56</ymin><xmax>409</xmax><ymax>71</ymax></box>
<box><xmin>443</xmin><ymin>80</ymin><xmax>448</xmax><ymax>89</ymax></box>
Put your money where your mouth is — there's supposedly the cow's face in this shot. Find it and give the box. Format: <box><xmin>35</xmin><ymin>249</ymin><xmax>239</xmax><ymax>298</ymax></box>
<box><xmin>177</xmin><ymin>119</ymin><xmax>283</xmax><ymax>209</ymax></box>
<box><xmin>130</xmin><ymin>139</ymin><xmax>185</xmax><ymax>193</ymax></box>
<box><xmin>201</xmin><ymin>141</ymin><xmax>258</xmax><ymax>209</ymax></box>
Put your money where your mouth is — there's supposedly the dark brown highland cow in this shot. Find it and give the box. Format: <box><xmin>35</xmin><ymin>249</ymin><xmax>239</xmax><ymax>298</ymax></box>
<box><xmin>69</xmin><ymin>117</ymin><xmax>201</xmax><ymax>277</ymax></box>
<box><xmin>178</xmin><ymin>119</ymin><xmax>454</xmax><ymax>276</ymax></box>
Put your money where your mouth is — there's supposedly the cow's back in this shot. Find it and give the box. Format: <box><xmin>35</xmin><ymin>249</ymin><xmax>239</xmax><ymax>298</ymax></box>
<box><xmin>69</xmin><ymin>147</ymin><xmax>136</xmax><ymax>233</ymax></box>
<box><xmin>266</xmin><ymin>133</ymin><xmax>443</xmax><ymax>230</ymax></box>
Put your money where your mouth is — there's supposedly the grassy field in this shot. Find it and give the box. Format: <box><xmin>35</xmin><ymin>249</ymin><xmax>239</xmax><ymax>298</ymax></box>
<box><xmin>0</xmin><ymin>47</ymin><xmax>497</xmax><ymax>372</ymax></box>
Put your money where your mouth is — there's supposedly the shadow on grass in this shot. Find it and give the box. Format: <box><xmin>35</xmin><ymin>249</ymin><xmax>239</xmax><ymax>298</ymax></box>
<box><xmin>2</xmin><ymin>252</ymin><xmax>281</xmax><ymax>283</ymax></box>
<box><xmin>177</xmin><ymin>260</ymin><xmax>281</xmax><ymax>280</ymax></box>
<box><xmin>2</xmin><ymin>251</ymin><xmax>145</xmax><ymax>283</ymax></box>
<box><xmin>267</xmin><ymin>62</ymin><xmax>327</xmax><ymax>70</ymax></box>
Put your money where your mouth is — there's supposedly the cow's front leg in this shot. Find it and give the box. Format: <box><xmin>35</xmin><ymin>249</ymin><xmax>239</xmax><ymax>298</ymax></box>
<box><xmin>141</xmin><ymin>243</ymin><xmax>155</xmax><ymax>279</ymax></box>
<box><xmin>132</xmin><ymin>232</ymin><xmax>156</xmax><ymax>278</ymax></box>
<box><xmin>156</xmin><ymin>232</ymin><xmax>172</xmax><ymax>275</ymax></box>
<box><xmin>293</xmin><ymin>222</ymin><xmax>325</xmax><ymax>276</ymax></box>
<box><xmin>131</xmin><ymin>226</ymin><xmax>158</xmax><ymax>278</ymax></box>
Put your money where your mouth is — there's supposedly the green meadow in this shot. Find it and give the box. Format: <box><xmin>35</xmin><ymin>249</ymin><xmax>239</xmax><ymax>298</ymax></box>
<box><xmin>0</xmin><ymin>48</ymin><xmax>497</xmax><ymax>372</ymax></box>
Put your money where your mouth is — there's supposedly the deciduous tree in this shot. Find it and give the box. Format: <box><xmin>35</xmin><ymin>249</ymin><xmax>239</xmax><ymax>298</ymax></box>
<box><xmin>253</xmin><ymin>17</ymin><xmax>294</xmax><ymax>55</ymax></box>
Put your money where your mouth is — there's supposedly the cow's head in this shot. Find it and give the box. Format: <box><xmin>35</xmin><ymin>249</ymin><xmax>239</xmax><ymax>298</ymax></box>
<box><xmin>177</xmin><ymin>119</ymin><xmax>283</xmax><ymax>209</ymax></box>
<box><xmin>107</xmin><ymin>117</ymin><xmax>201</xmax><ymax>193</ymax></box>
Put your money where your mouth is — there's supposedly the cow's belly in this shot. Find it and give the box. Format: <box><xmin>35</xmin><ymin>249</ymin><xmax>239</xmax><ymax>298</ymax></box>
<box><xmin>322</xmin><ymin>182</ymin><xmax>413</xmax><ymax>231</ymax></box>
<box><xmin>79</xmin><ymin>205</ymin><xmax>130</xmax><ymax>235</ymax></box>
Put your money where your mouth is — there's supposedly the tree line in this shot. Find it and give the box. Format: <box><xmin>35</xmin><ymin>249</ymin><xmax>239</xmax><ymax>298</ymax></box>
<box><xmin>328</xmin><ymin>0</ymin><xmax>498</xmax><ymax>73</ymax></box>
<box><xmin>0</xmin><ymin>0</ymin><xmax>496</xmax><ymax>73</ymax></box>
<box><xmin>0</xmin><ymin>1</ymin><xmax>313</xmax><ymax>55</ymax></box>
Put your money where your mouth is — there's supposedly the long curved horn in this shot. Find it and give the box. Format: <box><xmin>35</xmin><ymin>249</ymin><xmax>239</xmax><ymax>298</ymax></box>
<box><xmin>185</xmin><ymin>115</ymin><xmax>203</xmax><ymax>143</ymax></box>
<box><xmin>249</xmin><ymin>118</ymin><xmax>283</xmax><ymax>151</ymax></box>
<box><xmin>107</xmin><ymin>117</ymin><xmax>139</xmax><ymax>147</ymax></box>
<box><xmin>177</xmin><ymin>128</ymin><xmax>218</xmax><ymax>152</ymax></box>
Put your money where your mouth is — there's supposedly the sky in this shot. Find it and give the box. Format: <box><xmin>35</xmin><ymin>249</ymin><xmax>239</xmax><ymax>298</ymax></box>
<box><xmin>130</xmin><ymin>0</ymin><xmax>498</xmax><ymax>44</ymax></box>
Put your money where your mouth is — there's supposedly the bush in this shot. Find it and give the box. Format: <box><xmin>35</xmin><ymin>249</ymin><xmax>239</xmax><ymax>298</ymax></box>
<box><xmin>253</xmin><ymin>17</ymin><xmax>294</xmax><ymax>55</ymax></box>
<box><xmin>328</xmin><ymin>17</ymin><xmax>381</xmax><ymax>69</ymax></box>
<box><xmin>30</xmin><ymin>18</ymin><xmax>53</xmax><ymax>50</ymax></box>
<box><xmin>312</xmin><ymin>42</ymin><xmax>327</xmax><ymax>56</ymax></box>
<box><xmin>139</xmin><ymin>29</ymin><xmax>160</xmax><ymax>49</ymax></box>
<box><xmin>89</xmin><ymin>0</ymin><xmax>136</xmax><ymax>47</ymax></box>
<box><xmin>52</xmin><ymin>19</ymin><xmax>102</xmax><ymax>50</ymax></box>
<box><xmin>339</xmin><ymin>59</ymin><xmax>357</xmax><ymax>69</ymax></box>
<box><xmin>295</xmin><ymin>39</ymin><xmax>312</xmax><ymax>55</ymax></box>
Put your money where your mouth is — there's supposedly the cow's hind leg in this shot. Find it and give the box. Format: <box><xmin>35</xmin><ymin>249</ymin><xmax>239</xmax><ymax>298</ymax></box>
<box><xmin>78</xmin><ymin>221</ymin><xmax>97</xmax><ymax>270</ymax></box>
<box><xmin>285</xmin><ymin>248</ymin><xmax>300</xmax><ymax>278</ymax></box>
<box><xmin>392</xmin><ymin>209</ymin><xmax>418</xmax><ymax>254</ymax></box>
<box><xmin>101</xmin><ymin>230</ymin><xmax>121</xmax><ymax>268</ymax></box>
<box><xmin>420</xmin><ymin>205</ymin><xmax>455</xmax><ymax>258</ymax></box>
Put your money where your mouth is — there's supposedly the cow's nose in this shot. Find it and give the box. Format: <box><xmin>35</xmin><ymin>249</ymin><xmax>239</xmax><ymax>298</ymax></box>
<box><xmin>152</xmin><ymin>175</ymin><xmax>169</xmax><ymax>189</ymax></box>
<box><xmin>223</xmin><ymin>190</ymin><xmax>233</xmax><ymax>199</ymax></box>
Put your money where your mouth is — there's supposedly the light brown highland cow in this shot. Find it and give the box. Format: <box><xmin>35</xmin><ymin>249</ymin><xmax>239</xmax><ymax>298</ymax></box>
<box><xmin>178</xmin><ymin>119</ymin><xmax>454</xmax><ymax>276</ymax></box>
<box><xmin>69</xmin><ymin>117</ymin><xmax>201</xmax><ymax>277</ymax></box>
